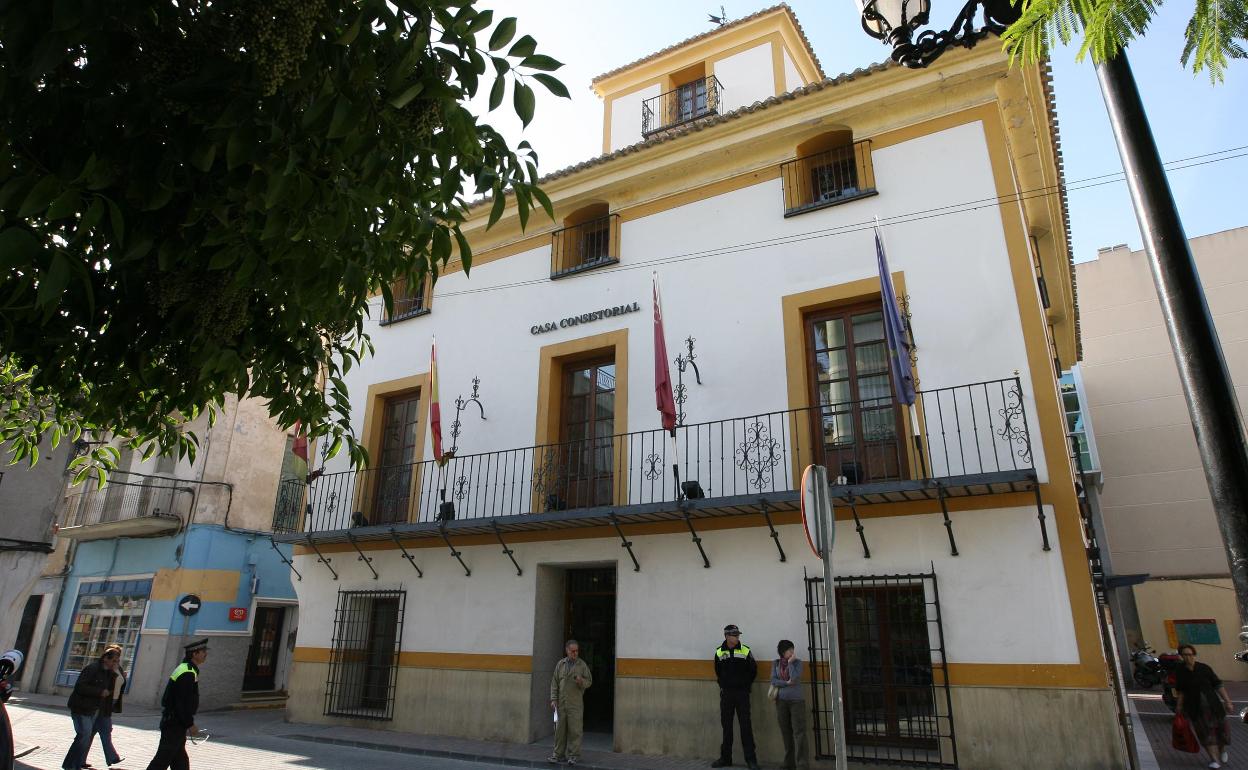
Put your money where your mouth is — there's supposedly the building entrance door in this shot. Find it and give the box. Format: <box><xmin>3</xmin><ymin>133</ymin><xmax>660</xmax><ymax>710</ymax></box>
<box><xmin>242</xmin><ymin>606</ymin><xmax>285</xmax><ymax>691</ymax></box>
<box><xmin>563</xmin><ymin>567</ymin><xmax>616</xmax><ymax>733</ymax></box>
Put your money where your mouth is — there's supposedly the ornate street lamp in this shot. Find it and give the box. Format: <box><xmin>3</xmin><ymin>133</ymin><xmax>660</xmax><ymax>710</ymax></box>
<box><xmin>857</xmin><ymin>0</ymin><xmax>1020</xmax><ymax>68</ymax></box>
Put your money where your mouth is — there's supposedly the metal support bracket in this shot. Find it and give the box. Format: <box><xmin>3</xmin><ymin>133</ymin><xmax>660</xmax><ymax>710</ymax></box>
<box><xmin>936</xmin><ymin>484</ymin><xmax>959</xmax><ymax>556</ymax></box>
<box><xmin>303</xmin><ymin>534</ymin><xmax>338</xmax><ymax>581</ymax></box>
<box><xmin>269</xmin><ymin>537</ymin><xmax>302</xmax><ymax>581</ymax></box>
<box><xmin>439</xmin><ymin>524</ymin><xmax>471</xmax><ymax>576</ymax></box>
<box><xmin>1033</xmin><ymin>484</ymin><xmax>1052</xmax><ymax>552</ymax></box>
<box><xmin>680</xmin><ymin>502</ymin><xmax>711</xmax><ymax>569</ymax></box>
<box><xmin>609</xmin><ymin>513</ymin><xmax>640</xmax><ymax>572</ymax></box>
<box><xmin>491</xmin><ymin>522</ymin><xmax>522</xmax><ymax>576</ymax></box>
<box><xmin>758</xmin><ymin>499</ymin><xmax>786</xmax><ymax>562</ymax></box>
<box><xmin>847</xmin><ymin>492</ymin><xmax>871</xmax><ymax>559</ymax></box>
<box><xmin>388</xmin><ymin>529</ymin><xmax>423</xmax><ymax>578</ymax></box>
<box><xmin>346</xmin><ymin>532</ymin><xmax>379</xmax><ymax>580</ymax></box>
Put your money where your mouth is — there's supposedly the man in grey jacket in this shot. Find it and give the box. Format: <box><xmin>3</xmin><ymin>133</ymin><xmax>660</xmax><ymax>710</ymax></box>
<box><xmin>548</xmin><ymin>639</ymin><xmax>593</xmax><ymax>766</ymax></box>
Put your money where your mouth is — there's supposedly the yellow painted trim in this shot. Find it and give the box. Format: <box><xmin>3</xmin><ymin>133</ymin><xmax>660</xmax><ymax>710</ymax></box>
<box><xmin>292</xmin><ymin>648</ymin><xmax>531</xmax><ymax>673</ymax></box>
<box><xmin>602</xmin><ymin>97</ymin><xmax>613</xmax><ymax>156</ymax></box>
<box><xmin>770</xmin><ymin>39</ymin><xmax>786</xmax><ymax>96</ymax></box>
<box><xmin>293</xmin><ymin>646</ymin><xmax>331</xmax><ymax>664</ymax></box>
<box><xmin>150</xmin><ymin>569</ymin><xmax>240</xmax><ymax>603</ymax></box>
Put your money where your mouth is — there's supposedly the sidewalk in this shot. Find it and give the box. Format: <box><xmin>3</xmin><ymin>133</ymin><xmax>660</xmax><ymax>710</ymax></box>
<box><xmin>1128</xmin><ymin>682</ymin><xmax>1248</xmax><ymax>769</ymax></box>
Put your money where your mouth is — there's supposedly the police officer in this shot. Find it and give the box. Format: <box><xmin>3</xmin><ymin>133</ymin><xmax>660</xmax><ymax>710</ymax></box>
<box><xmin>713</xmin><ymin>624</ymin><xmax>759</xmax><ymax>770</ymax></box>
<box><xmin>145</xmin><ymin>638</ymin><xmax>208</xmax><ymax>770</ymax></box>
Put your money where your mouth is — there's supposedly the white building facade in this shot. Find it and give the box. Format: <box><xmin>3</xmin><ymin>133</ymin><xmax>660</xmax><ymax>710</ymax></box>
<box><xmin>280</xmin><ymin>8</ymin><xmax>1123</xmax><ymax>768</ymax></box>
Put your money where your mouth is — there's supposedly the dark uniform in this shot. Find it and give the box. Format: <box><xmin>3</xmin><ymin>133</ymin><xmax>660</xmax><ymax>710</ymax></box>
<box><xmin>713</xmin><ymin>624</ymin><xmax>759</xmax><ymax>769</ymax></box>
<box><xmin>145</xmin><ymin>639</ymin><xmax>206</xmax><ymax>770</ymax></box>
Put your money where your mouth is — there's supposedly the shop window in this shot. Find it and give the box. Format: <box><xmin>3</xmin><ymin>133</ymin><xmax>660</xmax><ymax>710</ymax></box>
<box><xmin>57</xmin><ymin>579</ymin><xmax>152</xmax><ymax>687</ymax></box>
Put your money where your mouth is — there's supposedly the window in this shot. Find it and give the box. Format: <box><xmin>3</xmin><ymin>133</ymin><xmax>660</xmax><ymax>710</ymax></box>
<box><xmin>370</xmin><ymin>393</ymin><xmax>421</xmax><ymax>525</ymax></box>
<box><xmin>551</xmin><ymin>205</ymin><xmax>619</xmax><ymax>278</ymax></box>
<box><xmin>1060</xmin><ymin>372</ymin><xmax>1096</xmax><ymax>472</ymax></box>
<box><xmin>641</xmin><ymin>71</ymin><xmax>722</xmax><ymax>135</ymax></box>
<box><xmin>676</xmin><ymin>78</ymin><xmax>709</xmax><ymax>122</ymax></box>
<box><xmin>382</xmin><ymin>275</ymin><xmax>429</xmax><ymax>324</ymax></box>
<box><xmin>556</xmin><ymin>359</ymin><xmax>616</xmax><ymax>509</ymax></box>
<box><xmin>806</xmin><ymin>304</ymin><xmax>906</xmax><ymax>484</ymax></box>
<box><xmin>272</xmin><ymin>434</ymin><xmax>306</xmax><ymax>534</ymax></box>
<box><xmin>58</xmin><ymin>579</ymin><xmax>152</xmax><ymax>687</ymax></box>
<box><xmin>325</xmin><ymin>589</ymin><xmax>405</xmax><ymax>720</ymax></box>
<box><xmin>782</xmin><ymin>134</ymin><xmax>877</xmax><ymax>216</ymax></box>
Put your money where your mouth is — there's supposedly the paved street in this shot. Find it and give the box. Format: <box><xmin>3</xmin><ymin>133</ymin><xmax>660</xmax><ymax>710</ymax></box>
<box><xmin>1132</xmin><ymin>682</ymin><xmax>1248</xmax><ymax>769</ymax></box>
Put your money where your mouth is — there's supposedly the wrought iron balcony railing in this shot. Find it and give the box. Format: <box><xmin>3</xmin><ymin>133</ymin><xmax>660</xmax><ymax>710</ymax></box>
<box><xmin>279</xmin><ymin>378</ymin><xmax>1035</xmax><ymax>535</ymax></box>
<box><xmin>780</xmin><ymin>140</ymin><xmax>878</xmax><ymax>216</ymax></box>
<box><xmin>641</xmin><ymin>76</ymin><xmax>723</xmax><ymax>136</ymax></box>
<box><xmin>550</xmin><ymin>214</ymin><xmax>620</xmax><ymax>279</ymax></box>
<box><xmin>58</xmin><ymin>471</ymin><xmax>188</xmax><ymax>529</ymax></box>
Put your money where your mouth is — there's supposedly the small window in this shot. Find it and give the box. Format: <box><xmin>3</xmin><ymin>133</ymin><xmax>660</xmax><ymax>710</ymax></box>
<box><xmin>551</xmin><ymin>204</ymin><xmax>619</xmax><ymax>279</ymax></box>
<box><xmin>782</xmin><ymin>132</ymin><xmax>877</xmax><ymax>216</ymax></box>
<box><xmin>325</xmin><ymin>589</ymin><xmax>405</xmax><ymax>720</ymax></box>
<box><xmin>382</xmin><ymin>275</ymin><xmax>429</xmax><ymax>324</ymax></box>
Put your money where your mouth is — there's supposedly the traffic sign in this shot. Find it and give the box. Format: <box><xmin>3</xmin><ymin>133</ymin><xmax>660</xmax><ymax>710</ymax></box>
<box><xmin>177</xmin><ymin>594</ymin><xmax>202</xmax><ymax>616</ymax></box>
<box><xmin>800</xmin><ymin>464</ymin><xmax>833</xmax><ymax>558</ymax></box>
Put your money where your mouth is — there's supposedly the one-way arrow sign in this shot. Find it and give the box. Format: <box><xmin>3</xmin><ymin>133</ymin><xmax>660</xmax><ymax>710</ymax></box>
<box><xmin>177</xmin><ymin>594</ymin><xmax>202</xmax><ymax>616</ymax></box>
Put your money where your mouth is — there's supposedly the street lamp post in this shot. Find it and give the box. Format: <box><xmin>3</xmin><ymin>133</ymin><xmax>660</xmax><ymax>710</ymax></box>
<box><xmin>853</xmin><ymin>0</ymin><xmax>1248</xmax><ymax>644</ymax></box>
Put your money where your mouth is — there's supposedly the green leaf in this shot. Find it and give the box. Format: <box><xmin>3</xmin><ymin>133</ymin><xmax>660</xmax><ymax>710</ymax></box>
<box><xmin>489</xmin><ymin>17</ymin><xmax>517</xmax><ymax>51</ymax></box>
<box><xmin>190</xmin><ymin>142</ymin><xmax>217</xmax><ymax>173</ymax></box>
<box><xmin>487</xmin><ymin>188</ymin><xmax>506</xmax><ymax>229</ymax></box>
<box><xmin>488</xmin><ymin>75</ymin><xmax>506</xmax><ymax>111</ymax></box>
<box><xmin>17</xmin><ymin>175</ymin><xmax>60</xmax><ymax>218</ymax></box>
<box><xmin>532</xmin><ymin>73</ymin><xmax>570</xmax><ymax>99</ymax></box>
<box><xmin>388</xmin><ymin>83</ymin><xmax>425</xmax><ymax>109</ymax></box>
<box><xmin>336</xmin><ymin>12</ymin><xmax>364</xmax><ymax>45</ymax></box>
<box><xmin>106</xmin><ymin>198</ymin><xmax>124</xmax><ymax>244</ymax></box>
<box><xmin>467</xmin><ymin>9</ymin><xmax>493</xmax><ymax>34</ymax></box>
<box><xmin>530</xmin><ymin>186</ymin><xmax>555</xmax><ymax>221</ymax></box>
<box><xmin>227</xmin><ymin>127</ymin><xmax>251</xmax><ymax>170</ymax></box>
<box><xmin>508</xmin><ymin>35</ymin><xmax>538</xmax><ymax>58</ymax></box>
<box><xmin>36</xmin><ymin>251</ymin><xmax>72</xmax><ymax>307</ymax></box>
<box><xmin>521</xmin><ymin>54</ymin><xmax>563</xmax><ymax>71</ymax></box>
<box><xmin>0</xmin><ymin>227</ymin><xmax>42</xmax><ymax>268</ymax></box>
<box><xmin>46</xmin><ymin>189</ymin><xmax>80</xmax><ymax>220</ymax></box>
<box><xmin>513</xmin><ymin>82</ymin><xmax>535</xmax><ymax>127</ymax></box>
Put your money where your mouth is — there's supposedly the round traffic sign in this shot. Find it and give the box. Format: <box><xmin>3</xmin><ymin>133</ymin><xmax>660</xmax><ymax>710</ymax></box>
<box><xmin>177</xmin><ymin>594</ymin><xmax>202</xmax><ymax>616</ymax></box>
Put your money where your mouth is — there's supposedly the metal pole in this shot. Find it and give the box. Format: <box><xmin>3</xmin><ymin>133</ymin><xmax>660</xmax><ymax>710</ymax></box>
<box><xmin>1096</xmin><ymin>51</ymin><xmax>1248</xmax><ymax>642</ymax></box>
<box><xmin>813</xmin><ymin>468</ymin><xmax>849</xmax><ymax>770</ymax></box>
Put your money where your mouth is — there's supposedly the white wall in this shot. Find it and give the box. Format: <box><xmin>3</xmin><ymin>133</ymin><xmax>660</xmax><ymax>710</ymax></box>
<box><xmin>610</xmin><ymin>84</ymin><xmax>659</xmax><ymax>152</ymax></box>
<box><xmin>713</xmin><ymin>43</ymin><xmax>775</xmax><ymax>114</ymax></box>
<box><xmin>783</xmin><ymin>49</ymin><xmax>802</xmax><ymax>93</ymax></box>
<box><xmin>293</xmin><ymin>504</ymin><xmax>1078</xmax><ymax>666</ymax></box>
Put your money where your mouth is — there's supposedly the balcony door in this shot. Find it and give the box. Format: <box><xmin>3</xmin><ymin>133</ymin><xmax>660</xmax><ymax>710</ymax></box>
<box><xmin>373</xmin><ymin>392</ymin><xmax>421</xmax><ymax>524</ymax></box>
<box><xmin>807</xmin><ymin>305</ymin><xmax>906</xmax><ymax>484</ymax></box>
<box><xmin>676</xmin><ymin>78</ymin><xmax>708</xmax><ymax>123</ymax></box>
<box><xmin>560</xmin><ymin>359</ymin><xmax>615</xmax><ymax>509</ymax></box>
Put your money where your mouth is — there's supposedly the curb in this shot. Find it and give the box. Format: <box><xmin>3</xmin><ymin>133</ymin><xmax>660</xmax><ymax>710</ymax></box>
<box><xmin>284</xmin><ymin>733</ymin><xmax>627</xmax><ymax>770</ymax></box>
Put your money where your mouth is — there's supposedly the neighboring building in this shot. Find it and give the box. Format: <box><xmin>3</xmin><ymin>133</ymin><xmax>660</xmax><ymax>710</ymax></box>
<box><xmin>23</xmin><ymin>394</ymin><xmax>302</xmax><ymax>710</ymax></box>
<box><xmin>1076</xmin><ymin>227</ymin><xmax>1248</xmax><ymax>679</ymax></box>
<box><xmin>278</xmin><ymin>6</ymin><xmax>1123</xmax><ymax>768</ymax></box>
<box><xmin>0</xmin><ymin>436</ymin><xmax>73</xmax><ymax>690</ymax></box>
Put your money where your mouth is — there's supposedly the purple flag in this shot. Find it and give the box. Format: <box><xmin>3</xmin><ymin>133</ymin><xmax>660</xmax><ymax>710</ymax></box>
<box><xmin>876</xmin><ymin>226</ymin><xmax>915</xmax><ymax>405</ymax></box>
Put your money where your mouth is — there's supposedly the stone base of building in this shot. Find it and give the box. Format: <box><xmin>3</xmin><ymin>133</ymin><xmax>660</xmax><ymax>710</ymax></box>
<box><xmin>288</xmin><ymin>662</ymin><xmax>1127</xmax><ymax>768</ymax></box>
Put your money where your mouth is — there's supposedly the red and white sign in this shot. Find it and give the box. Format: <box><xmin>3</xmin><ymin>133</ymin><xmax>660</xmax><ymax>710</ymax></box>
<box><xmin>228</xmin><ymin>607</ymin><xmax>248</xmax><ymax>622</ymax></box>
<box><xmin>800</xmin><ymin>464</ymin><xmax>832</xmax><ymax>559</ymax></box>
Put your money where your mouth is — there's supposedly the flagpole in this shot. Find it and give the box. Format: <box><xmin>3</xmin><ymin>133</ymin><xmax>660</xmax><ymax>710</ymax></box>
<box><xmin>874</xmin><ymin>217</ymin><xmax>923</xmax><ymax>476</ymax></box>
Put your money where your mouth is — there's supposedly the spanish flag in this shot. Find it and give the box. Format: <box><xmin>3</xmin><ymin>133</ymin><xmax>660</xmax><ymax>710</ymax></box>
<box><xmin>430</xmin><ymin>338</ymin><xmax>446</xmax><ymax>464</ymax></box>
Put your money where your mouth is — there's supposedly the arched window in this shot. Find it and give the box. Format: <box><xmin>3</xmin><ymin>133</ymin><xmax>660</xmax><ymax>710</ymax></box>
<box><xmin>782</xmin><ymin>130</ymin><xmax>876</xmax><ymax>216</ymax></box>
<box><xmin>551</xmin><ymin>202</ymin><xmax>620</xmax><ymax>278</ymax></box>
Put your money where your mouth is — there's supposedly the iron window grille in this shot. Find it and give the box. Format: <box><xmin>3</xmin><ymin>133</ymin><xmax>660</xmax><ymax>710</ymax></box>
<box><xmin>641</xmin><ymin>76</ymin><xmax>723</xmax><ymax>136</ymax></box>
<box><xmin>381</xmin><ymin>275</ymin><xmax>429</xmax><ymax>324</ymax></box>
<box><xmin>805</xmin><ymin>571</ymin><xmax>957</xmax><ymax>768</ymax></box>
<box><xmin>550</xmin><ymin>214</ymin><xmax>620</xmax><ymax>279</ymax></box>
<box><xmin>781</xmin><ymin>140</ymin><xmax>878</xmax><ymax>216</ymax></box>
<box><xmin>324</xmin><ymin>589</ymin><xmax>406</xmax><ymax>720</ymax></box>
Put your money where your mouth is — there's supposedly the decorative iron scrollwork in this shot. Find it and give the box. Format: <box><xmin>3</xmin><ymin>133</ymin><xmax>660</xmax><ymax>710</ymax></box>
<box><xmin>674</xmin><ymin>336</ymin><xmax>703</xmax><ymax>427</ymax></box>
<box><xmin>736</xmin><ymin>422</ymin><xmax>782</xmax><ymax>489</ymax></box>
<box><xmin>643</xmin><ymin>452</ymin><xmax>664</xmax><ymax>481</ymax></box>
<box><xmin>997</xmin><ymin>382</ymin><xmax>1033</xmax><ymax>464</ymax></box>
<box><xmin>531</xmin><ymin>447</ymin><xmax>563</xmax><ymax>509</ymax></box>
<box><xmin>454</xmin><ymin>475</ymin><xmax>469</xmax><ymax>501</ymax></box>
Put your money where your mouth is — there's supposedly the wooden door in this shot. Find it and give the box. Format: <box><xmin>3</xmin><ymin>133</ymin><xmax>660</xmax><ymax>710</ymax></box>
<box><xmin>372</xmin><ymin>393</ymin><xmax>421</xmax><ymax>524</ymax></box>
<box><xmin>560</xmin><ymin>360</ymin><xmax>615</xmax><ymax>509</ymax></box>
<box><xmin>242</xmin><ymin>607</ymin><xmax>285</xmax><ymax>691</ymax></box>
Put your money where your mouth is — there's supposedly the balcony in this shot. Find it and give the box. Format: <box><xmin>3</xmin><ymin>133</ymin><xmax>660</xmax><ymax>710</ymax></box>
<box><xmin>641</xmin><ymin>76</ymin><xmax>723</xmax><ymax>136</ymax></box>
<box><xmin>550</xmin><ymin>214</ymin><xmax>620</xmax><ymax>279</ymax></box>
<box><xmin>780</xmin><ymin>140</ymin><xmax>877</xmax><ymax>216</ymax></box>
<box><xmin>57</xmin><ymin>471</ymin><xmax>188</xmax><ymax>541</ymax></box>
<box><xmin>275</xmin><ymin>378</ymin><xmax>1040</xmax><ymax>547</ymax></box>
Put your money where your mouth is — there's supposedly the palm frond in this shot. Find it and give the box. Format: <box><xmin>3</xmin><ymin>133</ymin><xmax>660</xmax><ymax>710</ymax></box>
<box><xmin>1182</xmin><ymin>0</ymin><xmax>1248</xmax><ymax>83</ymax></box>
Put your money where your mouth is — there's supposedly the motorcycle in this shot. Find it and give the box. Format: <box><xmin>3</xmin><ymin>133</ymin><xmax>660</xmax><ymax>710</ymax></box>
<box><xmin>1131</xmin><ymin>643</ymin><xmax>1179</xmax><ymax>711</ymax></box>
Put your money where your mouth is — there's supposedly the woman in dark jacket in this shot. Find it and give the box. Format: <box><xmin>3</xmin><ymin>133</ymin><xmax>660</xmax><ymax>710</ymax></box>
<box><xmin>770</xmin><ymin>640</ymin><xmax>809</xmax><ymax>770</ymax></box>
<box><xmin>62</xmin><ymin>647</ymin><xmax>120</xmax><ymax>770</ymax></box>
<box><xmin>86</xmin><ymin>644</ymin><xmax>126</xmax><ymax>768</ymax></box>
<box><xmin>1173</xmin><ymin>644</ymin><xmax>1234</xmax><ymax>768</ymax></box>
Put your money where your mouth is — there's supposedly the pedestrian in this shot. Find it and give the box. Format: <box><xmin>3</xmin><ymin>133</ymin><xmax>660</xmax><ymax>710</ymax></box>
<box><xmin>62</xmin><ymin>646</ymin><xmax>121</xmax><ymax>770</ymax></box>
<box><xmin>82</xmin><ymin>644</ymin><xmax>127</xmax><ymax>769</ymax></box>
<box><xmin>770</xmin><ymin>640</ymin><xmax>808</xmax><ymax>770</ymax></box>
<box><xmin>144</xmin><ymin>638</ymin><xmax>208</xmax><ymax>770</ymax></box>
<box><xmin>1172</xmin><ymin>644</ymin><xmax>1234</xmax><ymax>769</ymax></box>
<box><xmin>713</xmin><ymin>623</ymin><xmax>759</xmax><ymax>770</ymax></box>
<box><xmin>548</xmin><ymin>638</ymin><xmax>593</xmax><ymax>766</ymax></box>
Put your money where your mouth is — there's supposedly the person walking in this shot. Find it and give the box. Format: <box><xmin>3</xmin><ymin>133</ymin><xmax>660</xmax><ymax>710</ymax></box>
<box><xmin>771</xmin><ymin>640</ymin><xmax>809</xmax><ymax>770</ymax></box>
<box><xmin>1172</xmin><ymin>644</ymin><xmax>1234</xmax><ymax>768</ymax></box>
<box><xmin>144</xmin><ymin>639</ymin><xmax>208</xmax><ymax>770</ymax></box>
<box><xmin>62</xmin><ymin>647</ymin><xmax>121</xmax><ymax>770</ymax></box>
<box><xmin>713</xmin><ymin>624</ymin><xmax>759</xmax><ymax>770</ymax></box>
<box><xmin>548</xmin><ymin>639</ymin><xmax>593</xmax><ymax>766</ymax></box>
<box><xmin>85</xmin><ymin>644</ymin><xmax>127</xmax><ymax>769</ymax></box>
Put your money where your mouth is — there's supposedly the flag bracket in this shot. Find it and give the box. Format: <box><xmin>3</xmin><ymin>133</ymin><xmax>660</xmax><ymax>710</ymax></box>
<box><xmin>268</xmin><ymin>537</ymin><xmax>302</xmax><ymax>582</ymax></box>
<box><xmin>439</xmin><ymin>523</ymin><xmax>471</xmax><ymax>576</ymax></box>
<box><xmin>758</xmin><ymin>498</ymin><xmax>786</xmax><ymax>562</ymax></box>
<box><xmin>304</xmin><ymin>534</ymin><xmax>338</xmax><ymax>581</ymax></box>
<box><xmin>1033</xmin><ymin>484</ymin><xmax>1052</xmax><ymax>552</ymax></box>
<box><xmin>846</xmin><ymin>491</ymin><xmax>871</xmax><ymax>559</ymax></box>
<box><xmin>389</xmin><ymin>528</ymin><xmax>423</xmax><ymax>578</ymax></box>
<box><xmin>609</xmin><ymin>513</ymin><xmax>641</xmax><ymax>572</ymax></box>
<box><xmin>679</xmin><ymin>501</ymin><xmax>711</xmax><ymax>569</ymax></box>
<box><xmin>936</xmin><ymin>484</ymin><xmax>959</xmax><ymax>556</ymax></box>
<box><xmin>491</xmin><ymin>522</ymin><xmax>522</xmax><ymax>576</ymax></box>
<box><xmin>346</xmin><ymin>532</ymin><xmax>379</xmax><ymax>579</ymax></box>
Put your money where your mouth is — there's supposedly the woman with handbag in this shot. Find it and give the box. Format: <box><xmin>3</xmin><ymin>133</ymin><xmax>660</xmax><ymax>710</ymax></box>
<box><xmin>1173</xmin><ymin>644</ymin><xmax>1234</xmax><ymax>768</ymax></box>
<box><xmin>770</xmin><ymin>640</ymin><xmax>808</xmax><ymax>770</ymax></box>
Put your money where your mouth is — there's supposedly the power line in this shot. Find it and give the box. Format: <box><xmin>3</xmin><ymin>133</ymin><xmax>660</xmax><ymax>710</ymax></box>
<box><xmin>366</xmin><ymin>144</ymin><xmax>1248</xmax><ymax>310</ymax></box>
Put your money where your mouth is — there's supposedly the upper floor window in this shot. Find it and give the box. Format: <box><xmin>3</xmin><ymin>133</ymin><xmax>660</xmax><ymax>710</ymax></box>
<box><xmin>781</xmin><ymin>131</ymin><xmax>877</xmax><ymax>216</ymax></box>
<box><xmin>382</xmin><ymin>274</ymin><xmax>430</xmax><ymax>324</ymax></box>
<box><xmin>642</xmin><ymin>63</ymin><xmax>723</xmax><ymax>136</ymax></box>
<box><xmin>551</xmin><ymin>203</ymin><xmax>620</xmax><ymax>279</ymax></box>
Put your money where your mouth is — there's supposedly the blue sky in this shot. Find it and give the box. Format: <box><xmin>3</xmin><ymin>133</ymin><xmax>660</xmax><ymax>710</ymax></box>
<box><xmin>478</xmin><ymin>1</ymin><xmax>1247</xmax><ymax>263</ymax></box>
